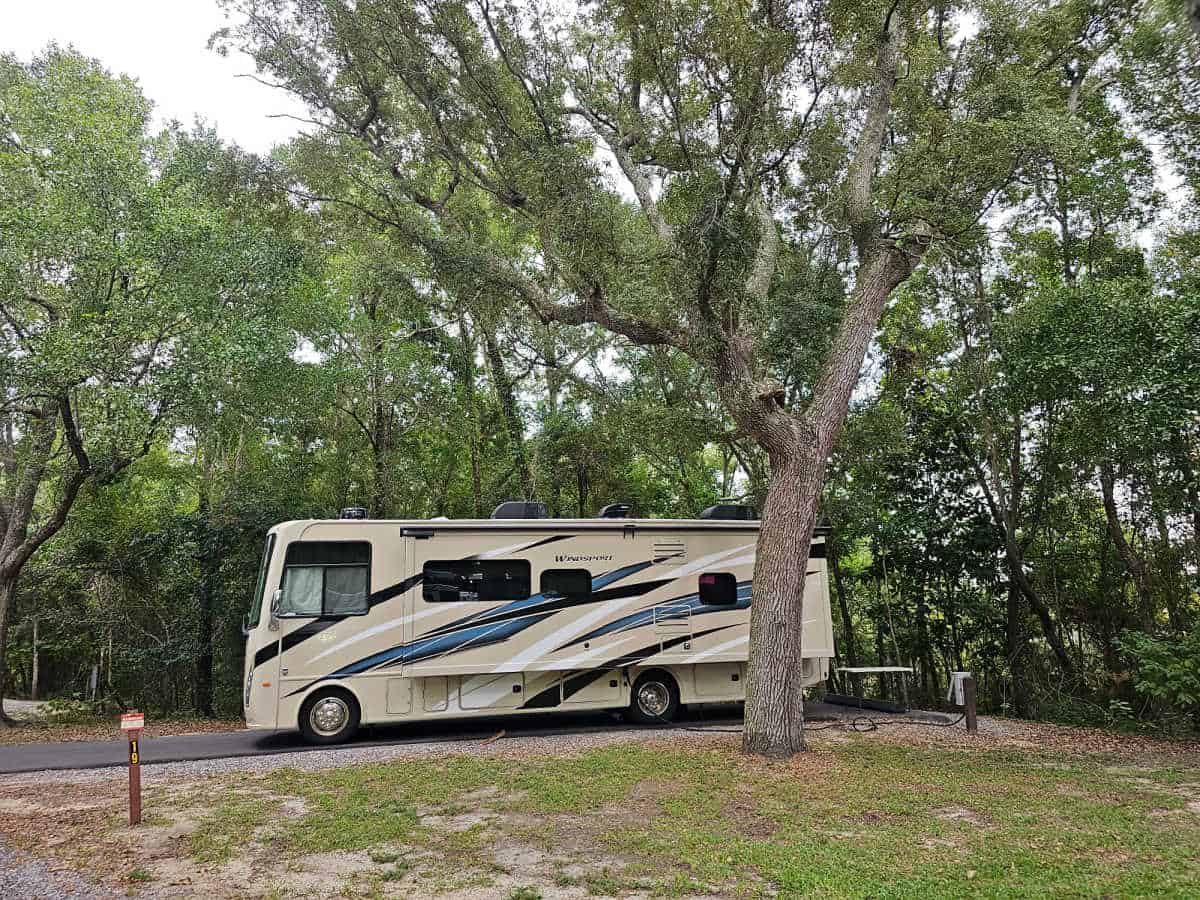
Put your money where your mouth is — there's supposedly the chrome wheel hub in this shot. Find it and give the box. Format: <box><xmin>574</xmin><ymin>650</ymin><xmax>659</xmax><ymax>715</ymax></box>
<box><xmin>637</xmin><ymin>682</ymin><xmax>670</xmax><ymax>718</ymax></box>
<box><xmin>310</xmin><ymin>696</ymin><xmax>350</xmax><ymax>736</ymax></box>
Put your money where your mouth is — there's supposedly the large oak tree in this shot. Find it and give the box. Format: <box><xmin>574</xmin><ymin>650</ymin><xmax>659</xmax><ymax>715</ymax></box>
<box><xmin>218</xmin><ymin>0</ymin><xmax>1121</xmax><ymax>754</ymax></box>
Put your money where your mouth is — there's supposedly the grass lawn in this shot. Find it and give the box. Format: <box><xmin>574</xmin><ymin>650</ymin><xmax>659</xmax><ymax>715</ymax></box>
<box><xmin>1</xmin><ymin>726</ymin><xmax>1198</xmax><ymax>898</ymax></box>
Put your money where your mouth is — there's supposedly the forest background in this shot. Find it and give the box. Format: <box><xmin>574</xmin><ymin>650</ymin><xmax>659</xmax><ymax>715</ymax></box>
<box><xmin>2</xmin><ymin>0</ymin><xmax>1199</xmax><ymax>734</ymax></box>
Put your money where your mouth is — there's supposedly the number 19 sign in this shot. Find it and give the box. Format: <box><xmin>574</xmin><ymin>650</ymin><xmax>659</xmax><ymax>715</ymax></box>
<box><xmin>120</xmin><ymin>711</ymin><xmax>144</xmax><ymax>825</ymax></box>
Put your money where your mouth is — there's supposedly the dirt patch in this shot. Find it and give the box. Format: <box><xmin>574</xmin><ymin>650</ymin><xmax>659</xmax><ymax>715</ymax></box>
<box><xmin>421</xmin><ymin>810</ymin><xmax>496</xmax><ymax>832</ymax></box>
<box><xmin>935</xmin><ymin>806</ymin><xmax>993</xmax><ymax>828</ymax></box>
<box><xmin>600</xmin><ymin>777</ymin><xmax>682</xmax><ymax>825</ymax></box>
<box><xmin>721</xmin><ymin>786</ymin><xmax>780</xmax><ymax>839</ymax></box>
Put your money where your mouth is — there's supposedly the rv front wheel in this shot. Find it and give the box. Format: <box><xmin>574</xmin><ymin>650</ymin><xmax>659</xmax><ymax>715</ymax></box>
<box><xmin>299</xmin><ymin>688</ymin><xmax>361</xmax><ymax>745</ymax></box>
<box><xmin>628</xmin><ymin>671</ymin><xmax>680</xmax><ymax>725</ymax></box>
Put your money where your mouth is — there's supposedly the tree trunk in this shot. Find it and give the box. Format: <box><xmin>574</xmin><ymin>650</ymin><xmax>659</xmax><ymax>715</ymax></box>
<box><xmin>456</xmin><ymin>323</ymin><xmax>485</xmax><ymax>517</ymax></box>
<box><xmin>1099</xmin><ymin>464</ymin><xmax>1155</xmax><ymax>628</ymax></box>
<box><xmin>30</xmin><ymin>616</ymin><xmax>39</xmax><ymax>702</ymax></box>
<box><xmin>829</xmin><ymin>538</ymin><xmax>859</xmax><ymax>692</ymax></box>
<box><xmin>0</xmin><ymin>575</ymin><xmax>17</xmax><ymax>723</ymax></box>
<box><xmin>742</xmin><ymin>449</ymin><xmax>823</xmax><ymax>756</ymax></box>
<box><xmin>194</xmin><ymin>487</ymin><xmax>217</xmax><ymax>717</ymax></box>
<box><xmin>738</xmin><ymin>242</ymin><xmax>922</xmax><ymax>756</ymax></box>
<box><xmin>1005</xmin><ymin>581</ymin><xmax>1030</xmax><ymax>717</ymax></box>
<box><xmin>483</xmin><ymin>331</ymin><xmax>533</xmax><ymax>499</ymax></box>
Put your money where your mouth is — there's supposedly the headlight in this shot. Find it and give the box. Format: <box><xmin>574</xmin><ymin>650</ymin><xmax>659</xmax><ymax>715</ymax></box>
<box><xmin>244</xmin><ymin>668</ymin><xmax>254</xmax><ymax>707</ymax></box>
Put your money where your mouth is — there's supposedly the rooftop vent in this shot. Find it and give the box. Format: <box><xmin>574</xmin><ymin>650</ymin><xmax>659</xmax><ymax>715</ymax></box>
<box><xmin>596</xmin><ymin>503</ymin><xmax>632</xmax><ymax>519</ymax></box>
<box><xmin>698</xmin><ymin>503</ymin><xmax>757</xmax><ymax>521</ymax></box>
<box><xmin>491</xmin><ymin>501</ymin><xmax>549</xmax><ymax>519</ymax></box>
<box><xmin>339</xmin><ymin>507</ymin><xmax>368</xmax><ymax>520</ymax></box>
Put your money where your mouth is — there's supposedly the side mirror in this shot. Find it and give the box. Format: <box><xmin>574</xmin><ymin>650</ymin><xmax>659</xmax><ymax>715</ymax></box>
<box><xmin>241</xmin><ymin>613</ymin><xmax>250</xmax><ymax>637</ymax></box>
<box><xmin>268</xmin><ymin>589</ymin><xmax>283</xmax><ymax>630</ymax></box>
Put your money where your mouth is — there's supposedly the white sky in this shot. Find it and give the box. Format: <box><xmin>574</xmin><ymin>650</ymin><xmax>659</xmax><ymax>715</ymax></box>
<box><xmin>4</xmin><ymin>0</ymin><xmax>308</xmax><ymax>155</ymax></box>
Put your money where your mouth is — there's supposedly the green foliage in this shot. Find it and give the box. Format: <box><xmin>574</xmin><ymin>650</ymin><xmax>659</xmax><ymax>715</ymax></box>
<box><xmin>1117</xmin><ymin>630</ymin><xmax>1200</xmax><ymax>728</ymax></box>
<box><xmin>2</xmin><ymin>2</ymin><xmax>1198</xmax><ymax>736</ymax></box>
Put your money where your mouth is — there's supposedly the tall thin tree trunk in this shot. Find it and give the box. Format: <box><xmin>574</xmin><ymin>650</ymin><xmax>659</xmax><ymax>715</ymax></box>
<box><xmin>483</xmin><ymin>332</ymin><xmax>533</xmax><ymax>499</ymax></box>
<box><xmin>30</xmin><ymin>616</ymin><xmax>39</xmax><ymax>702</ymax></box>
<box><xmin>1005</xmin><ymin>581</ymin><xmax>1029</xmax><ymax>717</ymax></box>
<box><xmin>0</xmin><ymin>575</ymin><xmax>17</xmax><ymax>722</ymax></box>
<box><xmin>195</xmin><ymin>489</ymin><xmax>217</xmax><ymax>718</ymax></box>
<box><xmin>829</xmin><ymin>538</ymin><xmax>859</xmax><ymax>695</ymax></box>
<box><xmin>1099</xmin><ymin>464</ymin><xmax>1155</xmax><ymax>629</ymax></box>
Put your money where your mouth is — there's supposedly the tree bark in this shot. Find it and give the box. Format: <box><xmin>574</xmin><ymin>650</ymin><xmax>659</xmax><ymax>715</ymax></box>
<box><xmin>829</xmin><ymin>537</ymin><xmax>859</xmax><ymax>669</ymax></box>
<box><xmin>0</xmin><ymin>575</ymin><xmax>17</xmax><ymax>723</ymax></box>
<box><xmin>737</xmin><ymin>240</ymin><xmax>923</xmax><ymax>756</ymax></box>
<box><xmin>483</xmin><ymin>331</ymin><xmax>533</xmax><ymax>499</ymax></box>
<box><xmin>1099</xmin><ymin>463</ymin><xmax>1155</xmax><ymax>629</ymax></box>
<box><xmin>195</xmin><ymin>494</ymin><xmax>217</xmax><ymax>718</ymax></box>
<box><xmin>742</xmin><ymin>447</ymin><xmax>824</xmax><ymax>756</ymax></box>
<box><xmin>30</xmin><ymin>616</ymin><xmax>39</xmax><ymax>703</ymax></box>
<box><xmin>1005</xmin><ymin>581</ymin><xmax>1030</xmax><ymax>717</ymax></box>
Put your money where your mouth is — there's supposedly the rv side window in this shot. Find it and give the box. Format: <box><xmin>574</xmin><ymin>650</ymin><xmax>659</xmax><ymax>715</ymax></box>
<box><xmin>247</xmin><ymin>533</ymin><xmax>277</xmax><ymax>628</ymax></box>
<box><xmin>279</xmin><ymin>541</ymin><xmax>370</xmax><ymax>617</ymax></box>
<box><xmin>423</xmin><ymin>560</ymin><xmax>531</xmax><ymax>603</ymax></box>
<box><xmin>699</xmin><ymin>572</ymin><xmax>738</xmax><ymax>606</ymax></box>
<box><xmin>540</xmin><ymin>568</ymin><xmax>591</xmax><ymax>603</ymax></box>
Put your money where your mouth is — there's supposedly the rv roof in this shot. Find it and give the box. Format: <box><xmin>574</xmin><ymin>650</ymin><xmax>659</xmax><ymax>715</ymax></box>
<box><xmin>273</xmin><ymin>517</ymin><xmax>831</xmax><ymax>536</ymax></box>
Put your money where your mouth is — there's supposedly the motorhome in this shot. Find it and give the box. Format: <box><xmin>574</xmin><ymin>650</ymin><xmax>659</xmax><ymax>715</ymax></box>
<box><xmin>242</xmin><ymin>502</ymin><xmax>835</xmax><ymax>744</ymax></box>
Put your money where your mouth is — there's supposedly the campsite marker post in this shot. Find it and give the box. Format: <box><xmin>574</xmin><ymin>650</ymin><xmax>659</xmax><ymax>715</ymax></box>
<box><xmin>963</xmin><ymin>677</ymin><xmax>978</xmax><ymax>735</ymax></box>
<box><xmin>120</xmin><ymin>711</ymin><xmax>145</xmax><ymax>825</ymax></box>
<box><xmin>948</xmin><ymin>672</ymin><xmax>979</xmax><ymax>735</ymax></box>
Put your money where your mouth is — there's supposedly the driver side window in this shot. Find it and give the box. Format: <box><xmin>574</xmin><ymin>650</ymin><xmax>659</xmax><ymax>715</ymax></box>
<box><xmin>279</xmin><ymin>541</ymin><xmax>371</xmax><ymax>617</ymax></box>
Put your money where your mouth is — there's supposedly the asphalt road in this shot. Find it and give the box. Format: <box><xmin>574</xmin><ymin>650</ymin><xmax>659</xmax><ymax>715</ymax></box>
<box><xmin>0</xmin><ymin>707</ymin><xmax>749</xmax><ymax>775</ymax></box>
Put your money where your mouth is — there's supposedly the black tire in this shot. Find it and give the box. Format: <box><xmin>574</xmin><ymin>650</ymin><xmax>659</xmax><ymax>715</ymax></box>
<box><xmin>628</xmin><ymin>670</ymin><xmax>681</xmax><ymax>725</ymax></box>
<box><xmin>299</xmin><ymin>687</ymin><xmax>361</xmax><ymax>745</ymax></box>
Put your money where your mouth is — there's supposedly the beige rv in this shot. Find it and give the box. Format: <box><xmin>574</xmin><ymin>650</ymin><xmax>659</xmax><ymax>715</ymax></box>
<box><xmin>242</xmin><ymin>505</ymin><xmax>835</xmax><ymax>743</ymax></box>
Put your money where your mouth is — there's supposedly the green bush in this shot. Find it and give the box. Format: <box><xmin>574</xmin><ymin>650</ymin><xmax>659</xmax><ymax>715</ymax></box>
<box><xmin>1116</xmin><ymin>630</ymin><xmax>1200</xmax><ymax>732</ymax></box>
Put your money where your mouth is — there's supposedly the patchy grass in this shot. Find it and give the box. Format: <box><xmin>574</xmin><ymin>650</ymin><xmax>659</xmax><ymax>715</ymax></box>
<box><xmin>2</xmin><ymin>727</ymin><xmax>1199</xmax><ymax>898</ymax></box>
<box><xmin>188</xmin><ymin>795</ymin><xmax>280</xmax><ymax>863</ymax></box>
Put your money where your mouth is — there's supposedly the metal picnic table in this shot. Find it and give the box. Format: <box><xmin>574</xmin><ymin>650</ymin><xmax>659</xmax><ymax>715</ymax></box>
<box><xmin>825</xmin><ymin>665</ymin><xmax>914</xmax><ymax>714</ymax></box>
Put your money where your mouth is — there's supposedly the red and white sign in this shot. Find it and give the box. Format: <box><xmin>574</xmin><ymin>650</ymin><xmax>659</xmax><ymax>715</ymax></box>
<box><xmin>120</xmin><ymin>712</ymin><xmax>145</xmax><ymax>732</ymax></box>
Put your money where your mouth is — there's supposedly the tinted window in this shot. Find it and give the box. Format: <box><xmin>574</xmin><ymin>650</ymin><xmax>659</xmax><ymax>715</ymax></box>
<box><xmin>699</xmin><ymin>572</ymin><xmax>738</xmax><ymax>606</ymax></box>
<box><xmin>540</xmin><ymin>568</ymin><xmax>591</xmax><ymax>603</ymax></box>
<box><xmin>423</xmin><ymin>560</ymin><xmax>530</xmax><ymax>603</ymax></box>
<box><xmin>284</xmin><ymin>541</ymin><xmax>370</xmax><ymax>566</ymax></box>
<box><xmin>248</xmin><ymin>534</ymin><xmax>276</xmax><ymax>627</ymax></box>
<box><xmin>278</xmin><ymin>541</ymin><xmax>370</xmax><ymax>617</ymax></box>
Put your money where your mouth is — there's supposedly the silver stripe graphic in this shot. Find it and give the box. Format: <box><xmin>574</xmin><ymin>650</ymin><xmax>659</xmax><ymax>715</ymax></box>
<box><xmin>683</xmin><ymin>634</ymin><xmax>748</xmax><ymax>663</ymax></box>
<box><xmin>490</xmin><ymin>543</ymin><xmax>755</xmax><ymax>673</ymax></box>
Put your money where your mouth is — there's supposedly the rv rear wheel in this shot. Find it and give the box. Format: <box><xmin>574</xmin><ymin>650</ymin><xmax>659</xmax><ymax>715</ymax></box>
<box><xmin>628</xmin><ymin>671</ymin><xmax>680</xmax><ymax>725</ymax></box>
<box><xmin>299</xmin><ymin>687</ymin><xmax>361</xmax><ymax>745</ymax></box>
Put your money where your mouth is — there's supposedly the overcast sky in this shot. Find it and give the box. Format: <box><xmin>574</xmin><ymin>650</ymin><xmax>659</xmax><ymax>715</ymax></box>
<box><xmin>5</xmin><ymin>0</ymin><xmax>308</xmax><ymax>154</ymax></box>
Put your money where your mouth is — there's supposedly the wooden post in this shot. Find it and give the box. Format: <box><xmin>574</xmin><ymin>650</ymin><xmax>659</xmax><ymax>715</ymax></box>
<box><xmin>963</xmin><ymin>675</ymin><xmax>978</xmax><ymax>735</ymax></box>
<box><xmin>128</xmin><ymin>734</ymin><xmax>141</xmax><ymax>825</ymax></box>
<box><xmin>120</xmin><ymin>711</ymin><xmax>145</xmax><ymax>826</ymax></box>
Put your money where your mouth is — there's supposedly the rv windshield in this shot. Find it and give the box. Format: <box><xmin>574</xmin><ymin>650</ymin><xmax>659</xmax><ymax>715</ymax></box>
<box><xmin>247</xmin><ymin>534</ymin><xmax>277</xmax><ymax>629</ymax></box>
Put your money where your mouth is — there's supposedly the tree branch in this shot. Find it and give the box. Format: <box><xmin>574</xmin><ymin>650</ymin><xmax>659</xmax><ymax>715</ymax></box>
<box><xmin>845</xmin><ymin>5</ymin><xmax>905</xmax><ymax>246</ymax></box>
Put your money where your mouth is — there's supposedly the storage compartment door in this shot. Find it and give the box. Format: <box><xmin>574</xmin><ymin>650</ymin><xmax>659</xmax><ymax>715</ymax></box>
<box><xmin>386</xmin><ymin>678</ymin><xmax>413</xmax><ymax>715</ymax></box>
<box><xmin>459</xmin><ymin>672</ymin><xmax>525</xmax><ymax>710</ymax></box>
<box><xmin>561</xmin><ymin>670</ymin><xmax>624</xmax><ymax>706</ymax></box>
